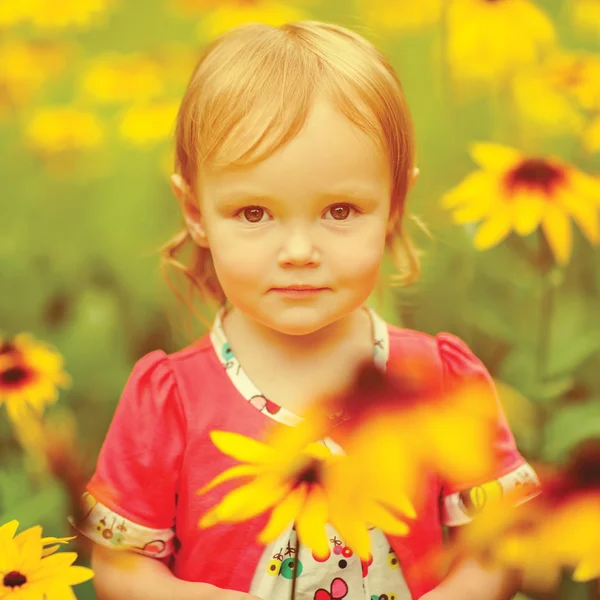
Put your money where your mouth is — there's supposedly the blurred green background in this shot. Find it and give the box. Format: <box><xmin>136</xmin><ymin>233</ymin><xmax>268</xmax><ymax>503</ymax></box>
<box><xmin>1</xmin><ymin>0</ymin><xmax>599</xmax><ymax>598</ymax></box>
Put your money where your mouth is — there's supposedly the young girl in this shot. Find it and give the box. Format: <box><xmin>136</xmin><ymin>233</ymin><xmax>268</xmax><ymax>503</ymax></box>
<box><xmin>75</xmin><ymin>20</ymin><xmax>538</xmax><ymax>600</ymax></box>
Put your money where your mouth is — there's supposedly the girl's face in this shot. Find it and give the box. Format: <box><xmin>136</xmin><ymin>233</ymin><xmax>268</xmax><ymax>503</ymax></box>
<box><xmin>197</xmin><ymin>97</ymin><xmax>393</xmax><ymax>337</ymax></box>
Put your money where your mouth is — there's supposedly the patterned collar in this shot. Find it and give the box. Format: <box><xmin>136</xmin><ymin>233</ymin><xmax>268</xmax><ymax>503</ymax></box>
<box><xmin>209</xmin><ymin>305</ymin><xmax>390</xmax><ymax>426</ymax></box>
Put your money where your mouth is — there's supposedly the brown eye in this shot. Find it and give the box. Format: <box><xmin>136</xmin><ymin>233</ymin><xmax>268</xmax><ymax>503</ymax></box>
<box><xmin>326</xmin><ymin>204</ymin><xmax>357</xmax><ymax>221</ymax></box>
<box><xmin>241</xmin><ymin>206</ymin><xmax>266</xmax><ymax>223</ymax></box>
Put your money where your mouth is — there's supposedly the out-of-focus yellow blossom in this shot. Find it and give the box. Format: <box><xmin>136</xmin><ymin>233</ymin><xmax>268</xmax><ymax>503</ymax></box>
<box><xmin>0</xmin><ymin>334</ymin><xmax>71</xmax><ymax>425</ymax></box>
<box><xmin>5</xmin><ymin>0</ymin><xmax>115</xmax><ymax>30</ymax></box>
<box><xmin>0</xmin><ymin>520</ymin><xmax>93</xmax><ymax>600</ymax></box>
<box><xmin>584</xmin><ymin>116</ymin><xmax>600</xmax><ymax>153</ymax></box>
<box><xmin>446</xmin><ymin>0</ymin><xmax>555</xmax><ymax>86</ymax></box>
<box><xmin>358</xmin><ymin>0</ymin><xmax>443</xmax><ymax>32</ymax></box>
<box><xmin>442</xmin><ymin>143</ymin><xmax>600</xmax><ymax>265</ymax></box>
<box><xmin>570</xmin><ymin>0</ymin><xmax>600</xmax><ymax>40</ymax></box>
<box><xmin>0</xmin><ymin>40</ymin><xmax>70</xmax><ymax>117</ymax></box>
<box><xmin>119</xmin><ymin>101</ymin><xmax>179</xmax><ymax>146</ymax></box>
<box><xmin>26</xmin><ymin>107</ymin><xmax>104</xmax><ymax>155</ymax></box>
<box><xmin>80</xmin><ymin>54</ymin><xmax>164</xmax><ymax>104</ymax></box>
<box><xmin>195</xmin><ymin>1</ymin><xmax>306</xmax><ymax>39</ymax></box>
<box><xmin>198</xmin><ymin>425</ymin><xmax>414</xmax><ymax>561</ymax></box>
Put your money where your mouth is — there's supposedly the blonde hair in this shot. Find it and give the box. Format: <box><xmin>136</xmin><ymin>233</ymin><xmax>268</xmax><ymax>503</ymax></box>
<box><xmin>161</xmin><ymin>20</ymin><xmax>422</xmax><ymax>330</ymax></box>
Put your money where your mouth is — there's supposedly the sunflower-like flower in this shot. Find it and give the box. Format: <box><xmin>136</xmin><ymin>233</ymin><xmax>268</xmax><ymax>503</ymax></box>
<box><xmin>194</xmin><ymin>1</ymin><xmax>307</xmax><ymax>40</ymax></box>
<box><xmin>80</xmin><ymin>54</ymin><xmax>164</xmax><ymax>105</ymax></box>
<box><xmin>570</xmin><ymin>0</ymin><xmax>600</xmax><ymax>40</ymax></box>
<box><xmin>445</xmin><ymin>0</ymin><xmax>556</xmax><ymax>87</ymax></box>
<box><xmin>0</xmin><ymin>335</ymin><xmax>71</xmax><ymax>425</ymax></box>
<box><xmin>446</xmin><ymin>440</ymin><xmax>600</xmax><ymax>591</ymax></box>
<box><xmin>197</xmin><ymin>425</ymin><xmax>414</xmax><ymax>561</ymax></box>
<box><xmin>357</xmin><ymin>0</ymin><xmax>443</xmax><ymax>32</ymax></box>
<box><xmin>442</xmin><ymin>143</ymin><xmax>600</xmax><ymax>265</ymax></box>
<box><xmin>119</xmin><ymin>101</ymin><xmax>179</xmax><ymax>146</ymax></box>
<box><xmin>26</xmin><ymin>107</ymin><xmax>104</xmax><ymax>156</ymax></box>
<box><xmin>0</xmin><ymin>520</ymin><xmax>93</xmax><ymax>599</ymax></box>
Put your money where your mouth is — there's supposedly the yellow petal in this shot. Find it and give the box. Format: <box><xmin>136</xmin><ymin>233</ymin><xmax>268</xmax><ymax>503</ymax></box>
<box><xmin>209</xmin><ymin>431</ymin><xmax>274</xmax><ymax>464</ymax></box>
<box><xmin>0</xmin><ymin>520</ymin><xmax>19</xmax><ymax>544</ymax></box>
<box><xmin>470</xmin><ymin>143</ymin><xmax>523</xmax><ymax>173</ymax></box>
<box><xmin>295</xmin><ymin>486</ymin><xmax>330</xmax><ymax>560</ymax></box>
<box><xmin>573</xmin><ymin>558</ymin><xmax>600</xmax><ymax>582</ymax></box>
<box><xmin>28</xmin><ymin>552</ymin><xmax>78</xmax><ymax>581</ymax></box>
<box><xmin>559</xmin><ymin>191</ymin><xmax>600</xmax><ymax>244</ymax></box>
<box><xmin>258</xmin><ymin>484</ymin><xmax>308</xmax><ymax>544</ymax></box>
<box><xmin>541</xmin><ymin>203</ymin><xmax>572</xmax><ymax>265</ymax></box>
<box><xmin>329</xmin><ymin>509</ymin><xmax>372</xmax><ymax>562</ymax></box>
<box><xmin>14</xmin><ymin>525</ymin><xmax>43</xmax><ymax>573</ymax></box>
<box><xmin>196</xmin><ymin>464</ymin><xmax>260</xmax><ymax>496</ymax></box>
<box><xmin>473</xmin><ymin>208</ymin><xmax>513</xmax><ymax>249</ymax></box>
<box><xmin>512</xmin><ymin>194</ymin><xmax>546</xmax><ymax>235</ymax></box>
<box><xmin>62</xmin><ymin>565</ymin><xmax>95</xmax><ymax>585</ymax></box>
<box><xmin>441</xmin><ymin>171</ymin><xmax>494</xmax><ymax>209</ymax></box>
<box><xmin>362</xmin><ymin>501</ymin><xmax>410</xmax><ymax>536</ymax></box>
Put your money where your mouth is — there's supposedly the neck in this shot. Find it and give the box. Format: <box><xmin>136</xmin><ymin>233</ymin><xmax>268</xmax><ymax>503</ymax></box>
<box><xmin>221</xmin><ymin>306</ymin><xmax>373</xmax><ymax>363</ymax></box>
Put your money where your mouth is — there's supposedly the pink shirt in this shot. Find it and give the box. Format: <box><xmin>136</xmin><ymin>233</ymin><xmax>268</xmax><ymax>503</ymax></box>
<box><xmin>77</xmin><ymin>307</ymin><xmax>538</xmax><ymax>599</ymax></box>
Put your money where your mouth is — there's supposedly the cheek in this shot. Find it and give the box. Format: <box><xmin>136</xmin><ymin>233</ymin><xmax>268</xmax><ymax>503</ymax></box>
<box><xmin>328</xmin><ymin>228</ymin><xmax>387</xmax><ymax>281</ymax></box>
<box><xmin>208</xmin><ymin>230</ymin><xmax>267</xmax><ymax>286</ymax></box>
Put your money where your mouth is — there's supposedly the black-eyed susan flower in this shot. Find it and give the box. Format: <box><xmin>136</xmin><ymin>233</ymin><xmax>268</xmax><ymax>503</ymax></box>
<box><xmin>570</xmin><ymin>0</ymin><xmax>600</xmax><ymax>40</ymax></box>
<box><xmin>80</xmin><ymin>54</ymin><xmax>164</xmax><ymax>105</ymax></box>
<box><xmin>0</xmin><ymin>520</ymin><xmax>93</xmax><ymax>600</ymax></box>
<box><xmin>197</xmin><ymin>426</ymin><xmax>414</xmax><ymax>561</ymax></box>
<box><xmin>446</xmin><ymin>0</ymin><xmax>555</xmax><ymax>87</ymax></box>
<box><xmin>357</xmin><ymin>0</ymin><xmax>443</xmax><ymax>32</ymax></box>
<box><xmin>194</xmin><ymin>1</ymin><xmax>307</xmax><ymax>39</ymax></box>
<box><xmin>0</xmin><ymin>334</ymin><xmax>71</xmax><ymax>424</ymax></box>
<box><xmin>584</xmin><ymin>116</ymin><xmax>600</xmax><ymax>154</ymax></box>
<box><xmin>447</xmin><ymin>440</ymin><xmax>600</xmax><ymax>592</ymax></box>
<box><xmin>26</xmin><ymin>107</ymin><xmax>104</xmax><ymax>156</ymax></box>
<box><xmin>442</xmin><ymin>143</ymin><xmax>600</xmax><ymax>265</ymax></box>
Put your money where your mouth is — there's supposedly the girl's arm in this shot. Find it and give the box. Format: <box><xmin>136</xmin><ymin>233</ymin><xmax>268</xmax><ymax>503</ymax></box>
<box><xmin>91</xmin><ymin>544</ymin><xmax>263</xmax><ymax>600</ymax></box>
<box><xmin>421</xmin><ymin>558</ymin><xmax>518</xmax><ymax>600</ymax></box>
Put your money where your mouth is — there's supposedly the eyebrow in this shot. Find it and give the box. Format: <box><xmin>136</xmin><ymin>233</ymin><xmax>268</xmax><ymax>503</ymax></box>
<box><xmin>217</xmin><ymin>188</ymin><xmax>382</xmax><ymax>206</ymax></box>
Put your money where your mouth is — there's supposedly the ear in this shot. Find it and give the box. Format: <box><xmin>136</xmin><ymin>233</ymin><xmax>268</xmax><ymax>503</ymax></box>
<box><xmin>170</xmin><ymin>174</ymin><xmax>210</xmax><ymax>249</ymax></box>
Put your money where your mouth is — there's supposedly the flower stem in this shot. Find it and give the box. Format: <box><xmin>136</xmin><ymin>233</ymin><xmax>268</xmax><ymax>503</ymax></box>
<box><xmin>290</xmin><ymin>533</ymin><xmax>300</xmax><ymax>600</ymax></box>
<box><xmin>535</xmin><ymin>230</ymin><xmax>556</xmax><ymax>382</ymax></box>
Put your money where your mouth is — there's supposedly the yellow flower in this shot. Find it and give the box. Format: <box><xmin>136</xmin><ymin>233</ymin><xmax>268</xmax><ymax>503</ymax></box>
<box><xmin>0</xmin><ymin>335</ymin><xmax>71</xmax><ymax>426</ymax></box>
<box><xmin>26</xmin><ymin>107</ymin><xmax>104</xmax><ymax>155</ymax></box>
<box><xmin>13</xmin><ymin>0</ymin><xmax>115</xmax><ymax>30</ymax></box>
<box><xmin>0</xmin><ymin>520</ymin><xmax>93</xmax><ymax>600</ymax></box>
<box><xmin>357</xmin><ymin>0</ymin><xmax>443</xmax><ymax>32</ymax></box>
<box><xmin>0</xmin><ymin>40</ymin><xmax>70</xmax><ymax>117</ymax></box>
<box><xmin>80</xmin><ymin>54</ymin><xmax>164</xmax><ymax>105</ymax></box>
<box><xmin>570</xmin><ymin>0</ymin><xmax>600</xmax><ymax>40</ymax></box>
<box><xmin>119</xmin><ymin>101</ymin><xmax>179</xmax><ymax>146</ymax></box>
<box><xmin>446</xmin><ymin>0</ymin><xmax>555</xmax><ymax>86</ymax></box>
<box><xmin>195</xmin><ymin>1</ymin><xmax>307</xmax><ymax>40</ymax></box>
<box><xmin>197</xmin><ymin>426</ymin><xmax>414</xmax><ymax>561</ymax></box>
<box><xmin>442</xmin><ymin>143</ymin><xmax>600</xmax><ymax>265</ymax></box>
<box><xmin>584</xmin><ymin>116</ymin><xmax>600</xmax><ymax>154</ymax></box>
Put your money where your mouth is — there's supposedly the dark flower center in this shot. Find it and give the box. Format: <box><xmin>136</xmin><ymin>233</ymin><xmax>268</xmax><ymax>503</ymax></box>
<box><xmin>505</xmin><ymin>159</ymin><xmax>566</xmax><ymax>196</ymax></box>
<box><xmin>0</xmin><ymin>342</ymin><xmax>16</xmax><ymax>354</ymax></box>
<box><xmin>1</xmin><ymin>366</ymin><xmax>28</xmax><ymax>385</ymax></box>
<box><xmin>295</xmin><ymin>459</ymin><xmax>322</xmax><ymax>486</ymax></box>
<box><xmin>3</xmin><ymin>571</ymin><xmax>27</xmax><ymax>588</ymax></box>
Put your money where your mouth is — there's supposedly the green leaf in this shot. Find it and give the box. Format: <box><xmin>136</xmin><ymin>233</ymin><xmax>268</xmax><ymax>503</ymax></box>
<box><xmin>542</xmin><ymin>399</ymin><xmax>600</xmax><ymax>463</ymax></box>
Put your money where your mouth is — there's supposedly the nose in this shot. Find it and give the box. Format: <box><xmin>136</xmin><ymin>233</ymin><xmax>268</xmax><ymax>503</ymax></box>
<box><xmin>278</xmin><ymin>227</ymin><xmax>320</xmax><ymax>267</ymax></box>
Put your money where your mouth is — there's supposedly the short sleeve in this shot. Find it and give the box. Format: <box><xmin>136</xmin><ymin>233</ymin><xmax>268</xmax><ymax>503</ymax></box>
<box><xmin>72</xmin><ymin>350</ymin><xmax>186</xmax><ymax>557</ymax></box>
<box><xmin>437</xmin><ymin>333</ymin><xmax>540</xmax><ymax>527</ymax></box>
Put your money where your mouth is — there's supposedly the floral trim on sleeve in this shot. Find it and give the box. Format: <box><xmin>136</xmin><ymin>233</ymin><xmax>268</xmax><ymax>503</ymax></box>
<box><xmin>70</xmin><ymin>492</ymin><xmax>175</xmax><ymax>557</ymax></box>
<box><xmin>440</xmin><ymin>462</ymin><xmax>541</xmax><ymax>527</ymax></box>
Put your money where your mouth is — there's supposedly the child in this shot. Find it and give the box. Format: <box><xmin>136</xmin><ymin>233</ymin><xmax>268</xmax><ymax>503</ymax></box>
<box><xmin>75</xmin><ymin>20</ymin><xmax>539</xmax><ymax>600</ymax></box>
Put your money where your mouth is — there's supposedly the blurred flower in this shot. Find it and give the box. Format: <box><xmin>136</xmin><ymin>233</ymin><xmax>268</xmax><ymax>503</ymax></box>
<box><xmin>570</xmin><ymin>0</ymin><xmax>600</xmax><ymax>40</ymax></box>
<box><xmin>194</xmin><ymin>1</ymin><xmax>306</xmax><ymax>39</ymax></box>
<box><xmin>0</xmin><ymin>2</ymin><xmax>30</xmax><ymax>28</ymax></box>
<box><xmin>0</xmin><ymin>40</ymin><xmax>71</xmax><ymax>117</ymax></box>
<box><xmin>446</xmin><ymin>0</ymin><xmax>555</xmax><ymax>86</ymax></box>
<box><xmin>357</xmin><ymin>0</ymin><xmax>443</xmax><ymax>32</ymax></box>
<box><xmin>0</xmin><ymin>334</ymin><xmax>71</xmax><ymax>424</ymax></box>
<box><xmin>119</xmin><ymin>101</ymin><xmax>179</xmax><ymax>146</ymax></box>
<box><xmin>442</xmin><ymin>143</ymin><xmax>600</xmax><ymax>265</ymax></box>
<box><xmin>0</xmin><ymin>520</ymin><xmax>93</xmax><ymax>599</ymax></box>
<box><xmin>447</xmin><ymin>440</ymin><xmax>600</xmax><ymax>591</ymax></box>
<box><xmin>320</xmin><ymin>360</ymin><xmax>498</xmax><ymax>493</ymax></box>
<box><xmin>584</xmin><ymin>116</ymin><xmax>600</xmax><ymax>153</ymax></box>
<box><xmin>26</xmin><ymin>107</ymin><xmax>104</xmax><ymax>155</ymax></box>
<box><xmin>197</xmin><ymin>426</ymin><xmax>414</xmax><ymax>561</ymax></box>
<box><xmin>80</xmin><ymin>54</ymin><xmax>164</xmax><ymax>104</ymax></box>
<box><xmin>7</xmin><ymin>0</ymin><xmax>115</xmax><ymax>30</ymax></box>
